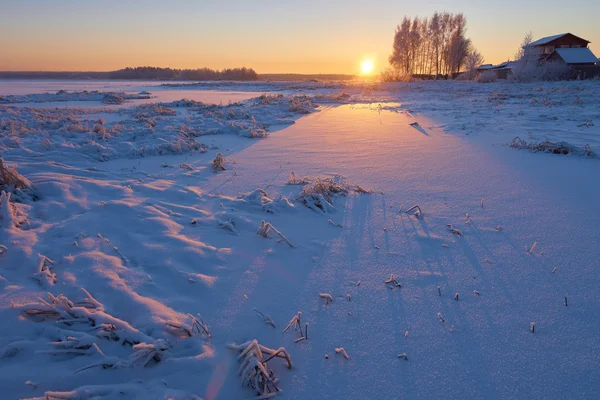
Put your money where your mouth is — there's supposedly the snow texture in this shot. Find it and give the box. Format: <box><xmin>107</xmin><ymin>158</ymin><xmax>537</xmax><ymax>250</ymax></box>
<box><xmin>1</xmin><ymin>79</ymin><xmax>599</xmax><ymax>399</ymax></box>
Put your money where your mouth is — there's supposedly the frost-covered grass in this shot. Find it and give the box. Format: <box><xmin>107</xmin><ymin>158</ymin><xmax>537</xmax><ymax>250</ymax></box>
<box><xmin>1</xmin><ymin>80</ymin><xmax>599</xmax><ymax>399</ymax></box>
<box><xmin>0</xmin><ymin>90</ymin><xmax>151</xmax><ymax>105</ymax></box>
<box><xmin>380</xmin><ymin>80</ymin><xmax>600</xmax><ymax>154</ymax></box>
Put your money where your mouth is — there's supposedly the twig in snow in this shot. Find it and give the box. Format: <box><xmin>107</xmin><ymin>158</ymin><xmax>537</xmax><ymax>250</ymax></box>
<box><xmin>565</xmin><ymin>297</ymin><xmax>568</xmax><ymax>306</ymax></box>
<box><xmin>76</xmin><ymin>340</ymin><xmax>169</xmax><ymax>372</ymax></box>
<box><xmin>166</xmin><ymin>314</ymin><xmax>210</xmax><ymax>338</ymax></box>
<box><xmin>530</xmin><ymin>322</ymin><xmax>535</xmax><ymax>334</ymax></box>
<box><xmin>446</xmin><ymin>224</ymin><xmax>463</xmax><ymax>236</ymax></box>
<box><xmin>385</xmin><ymin>274</ymin><xmax>401</xmax><ymax>288</ymax></box>
<box><xmin>283</xmin><ymin>312</ymin><xmax>303</xmax><ymax>337</ymax></box>
<box><xmin>179</xmin><ymin>163</ymin><xmax>194</xmax><ymax>171</ymax></box>
<box><xmin>39</xmin><ymin>336</ymin><xmax>104</xmax><ymax>358</ymax></box>
<box><xmin>552</xmin><ymin>267</ymin><xmax>557</xmax><ymax>273</ymax></box>
<box><xmin>25</xmin><ymin>381</ymin><xmax>38</xmax><ymax>389</ymax></box>
<box><xmin>335</xmin><ymin>347</ymin><xmax>349</xmax><ymax>360</ymax></box>
<box><xmin>481</xmin><ymin>198</ymin><xmax>485</xmax><ymax>208</ymax></box>
<box><xmin>257</xmin><ymin>221</ymin><xmax>295</xmax><ymax>248</ymax></box>
<box><xmin>528</xmin><ymin>242</ymin><xmax>538</xmax><ymax>254</ymax></box>
<box><xmin>254</xmin><ymin>308</ymin><xmax>276</xmax><ymax>328</ymax></box>
<box><xmin>0</xmin><ymin>244</ymin><xmax>7</xmax><ymax>254</ymax></box>
<box><xmin>319</xmin><ymin>293</ymin><xmax>333</xmax><ymax>305</ymax></box>
<box><xmin>188</xmin><ymin>314</ymin><xmax>210</xmax><ymax>337</ymax></box>
<box><xmin>454</xmin><ymin>292</ymin><xmax>459</xmax><ymax>301</ymax></box>
<box><xmin>437</xmin><ymin>312</ymin><xmax>445</xmax><ymax>323</ymax></box>
<box><xmin>473</xmin><ymin>290</ymin><xmax>480</xmax><ymax>296</ymax></box>
<box><xmin>397</xmin><ymin>353</ymin><xmax>408</xmax><ymax>360</ymax></box>
<box><xmin>328</xmin><ymin>218</ymin><xmax>343</xmax><ymax>228</ymax></box>
<box><xmin>97</xmin><ymin>234</ymin><xmax>127</xmax><ymax>265</ymax></box>
<box><xmin>437</xmin><ymin>286</ymin><xmax>441</xmax><ymax>296</ymax></box>
<box><xmin>405</xmin><ymin>205</ymin><xmax>422</xmax><ymax>218</ymax></box>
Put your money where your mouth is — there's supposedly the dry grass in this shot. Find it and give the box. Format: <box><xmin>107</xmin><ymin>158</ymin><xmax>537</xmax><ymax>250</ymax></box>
<box><xmin>0</xmin><ymin>158</ymin><xmax>37</xmax><ymax>202</ymax></box>
<box><xmin>509</xmin><ymin>136</ymin><xmax>595</xmax><ymax>157</ymax></box>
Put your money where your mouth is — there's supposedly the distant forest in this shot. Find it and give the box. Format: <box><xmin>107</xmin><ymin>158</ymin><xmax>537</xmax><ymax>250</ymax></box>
<box><xmin>0</xmin><ymin>67</ymin><xmax>259</xmax><ymax>81</ymax></box>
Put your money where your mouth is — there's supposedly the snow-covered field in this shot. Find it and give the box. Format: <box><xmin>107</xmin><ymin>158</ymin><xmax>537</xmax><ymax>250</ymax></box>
<box><xmin>1</xmin><ymin>80</ymin><xmax>599</xmax><ymax>400</ymax></box>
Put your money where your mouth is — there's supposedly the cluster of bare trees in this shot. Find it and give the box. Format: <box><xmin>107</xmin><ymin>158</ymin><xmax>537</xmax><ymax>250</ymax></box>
<box><xmin>388</xmin><ymin>12</ymin><xmax>480</xmax><ymax>78</ymax></box>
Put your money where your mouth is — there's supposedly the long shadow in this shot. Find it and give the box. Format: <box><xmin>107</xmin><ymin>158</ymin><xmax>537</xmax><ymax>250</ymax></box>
<box><xmin>410</xmin><ymin>123</ymin><xmax>429</xmax><ymax>136</ymax></box>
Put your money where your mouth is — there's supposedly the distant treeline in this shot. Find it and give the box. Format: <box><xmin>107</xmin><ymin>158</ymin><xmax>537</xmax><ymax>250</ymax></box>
<box><xmin>109</xmin><ymin>67</ymin><xmax>258</xmax><ymax>80</ymax></box>
<box><xmin>0</xmin><ymin>67</ymin><xmax>259</xmax><ymax>81</ymax></box>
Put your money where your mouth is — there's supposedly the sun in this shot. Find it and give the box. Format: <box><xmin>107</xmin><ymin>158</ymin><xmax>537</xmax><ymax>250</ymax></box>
<box><xmin>360</xmin><ymin>59</ymin><xmax>374</xmax><ymax>75</ymax></box>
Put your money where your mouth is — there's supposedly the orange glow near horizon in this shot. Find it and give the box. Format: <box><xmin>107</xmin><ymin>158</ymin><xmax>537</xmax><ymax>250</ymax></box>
<box><xmin>1</xmin><ymin>2</ymin><xmax>599</xmax><ymax>74</ymax></box>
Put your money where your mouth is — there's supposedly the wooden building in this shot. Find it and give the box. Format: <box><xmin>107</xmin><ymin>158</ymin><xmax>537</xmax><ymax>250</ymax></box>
<box><xmin>524</xmin><ymin>33</ymin><xmax>591</xmax><ymax>57</ymax></box>
<box><xmin>525</xmin><ymin>33</ymin><xmax>597</xmax><ymax>66</ymax></box>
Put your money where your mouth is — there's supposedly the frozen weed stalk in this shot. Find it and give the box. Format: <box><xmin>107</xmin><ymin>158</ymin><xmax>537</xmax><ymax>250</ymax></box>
<box><xmin>165</xmin><ymin>313</ymin><xmax>211</xmax><ymax>338</ymax></box>
<box><xmin>528</xmin><ymin>242</ymin><xmax>538</xmax><ymax>254</ymax></box>
<box><xmin>405</xmin><ymin>205</ymin><xmax>422</xmax><ymax>218</ymax></box>
<box><xmin>228</xmin><ymin>339</ymin><xmax>292</xmax><ymax>398</ymax></box>
<box><xmin>257</xmin><ymin>221</ymin><xmax>295</xmax><ymax>248</ymax></box>
<box><xmin>385</xmin><ymin>274</ymin><xmax>401</xmax><ymax>288</ymax></box>
<box><xmin>437</xmin><ymin>312</ymin><xmax>445</xmax><ymax>323</ymax></box>
<box><xmin>283</xmin><ymin>312</ymin><xmax>304</xmax><ymax>338</ymax></box>
<box><xmin>446</xmin><ymin>224</ymin><xmax>463</xmax><ymax>236</ymax></box>
<box><xmin>319</xmin><ymin>293</ymin><xmax>333</xmax><ymax>305</ymax></box>
<box><xmin>77</xmin><ymin>339</ymin><xmax>170</xmax><ymax>372</ymax></box>
<box><xmin>254</xmin><ymin>308</ymin><xmax>276</xmax><ymax>328</ymax></box>
<box><xmin>32</xmin><ymin>254</ymin><xmax>56</xmax><ymax>287</ymax></box>
<box><xmin>335</xmin><ymin>347</ymin><xmax>350</xmax><ymax>360</ymax></box>
<box><xmin>212</xmin><ymin>153</ymin><xmax>226</xmax><ymax>172</ymax></box>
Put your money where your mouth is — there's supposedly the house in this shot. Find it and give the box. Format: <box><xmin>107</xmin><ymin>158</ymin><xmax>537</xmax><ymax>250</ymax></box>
<box><xmin>525</xmin><ymin>33</ymin><xmax>598</xmax><ymax>66</ymax></box>
<box><xmin>525</xmin><ymin>33</ymin><xmax>591</xmax><ymax>56</ymax></box>
<box><xmin>476</xmin><ymin>61</ymin><xmax>517</xmax><ymax>79</ymax></box>
<box><xmin>544</xmin><ymin>48</ymin><xmax>598</xmax><ymax>66</ymax></box>
<box><xmin>490</xmin><ymin>61</ymin><xmax>518</xmax><ymax>79</ymax></box>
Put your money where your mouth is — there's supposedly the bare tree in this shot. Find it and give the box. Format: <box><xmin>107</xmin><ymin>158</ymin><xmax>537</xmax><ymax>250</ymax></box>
<box><xmin>514</xmin><ymin>31</ymin><xmax>533</xmax><ymax>61</ymax></box>
<box><xmin>464</xmin><ymin>50</ymin><xmax>485</xmax><ymax>80</ymax></box>
<box><xmin>389</xmin><ymin>17</ymin><xmax>412</xmax><ymax>73</ymax></box>
<box><xmin>388</xmin><ymin>12</ymin><xmax>475</xmax><ymax>80</ymax></box>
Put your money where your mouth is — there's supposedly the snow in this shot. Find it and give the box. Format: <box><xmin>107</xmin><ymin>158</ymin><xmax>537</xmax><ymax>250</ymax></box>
<box><xmin>553</xmin><ymin>48</ymin><xmax>599</xmax><ymax>64</ymax></box>
<box><xmin>1</xmin><ymin>79</ymin><xmax>600</xmax><ymax>399</ymax></box>
<box><xmin>525</xmin><ymin>33</ymin><xmax>570</xmax><ymax>47</ymax></box>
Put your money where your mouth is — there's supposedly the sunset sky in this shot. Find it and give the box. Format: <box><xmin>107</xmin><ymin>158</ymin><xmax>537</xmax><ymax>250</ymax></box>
<box><xmin>1</xmin><ymin>0</ymin><xmax>598</xmax><ymax>74</ymax></box>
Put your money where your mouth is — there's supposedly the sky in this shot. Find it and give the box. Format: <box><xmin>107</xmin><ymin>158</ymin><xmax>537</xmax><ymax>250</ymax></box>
<box><xmin>1</xmin><ymin>0</ymin><xmax>598</xmax><ymax>74</ymax></box>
